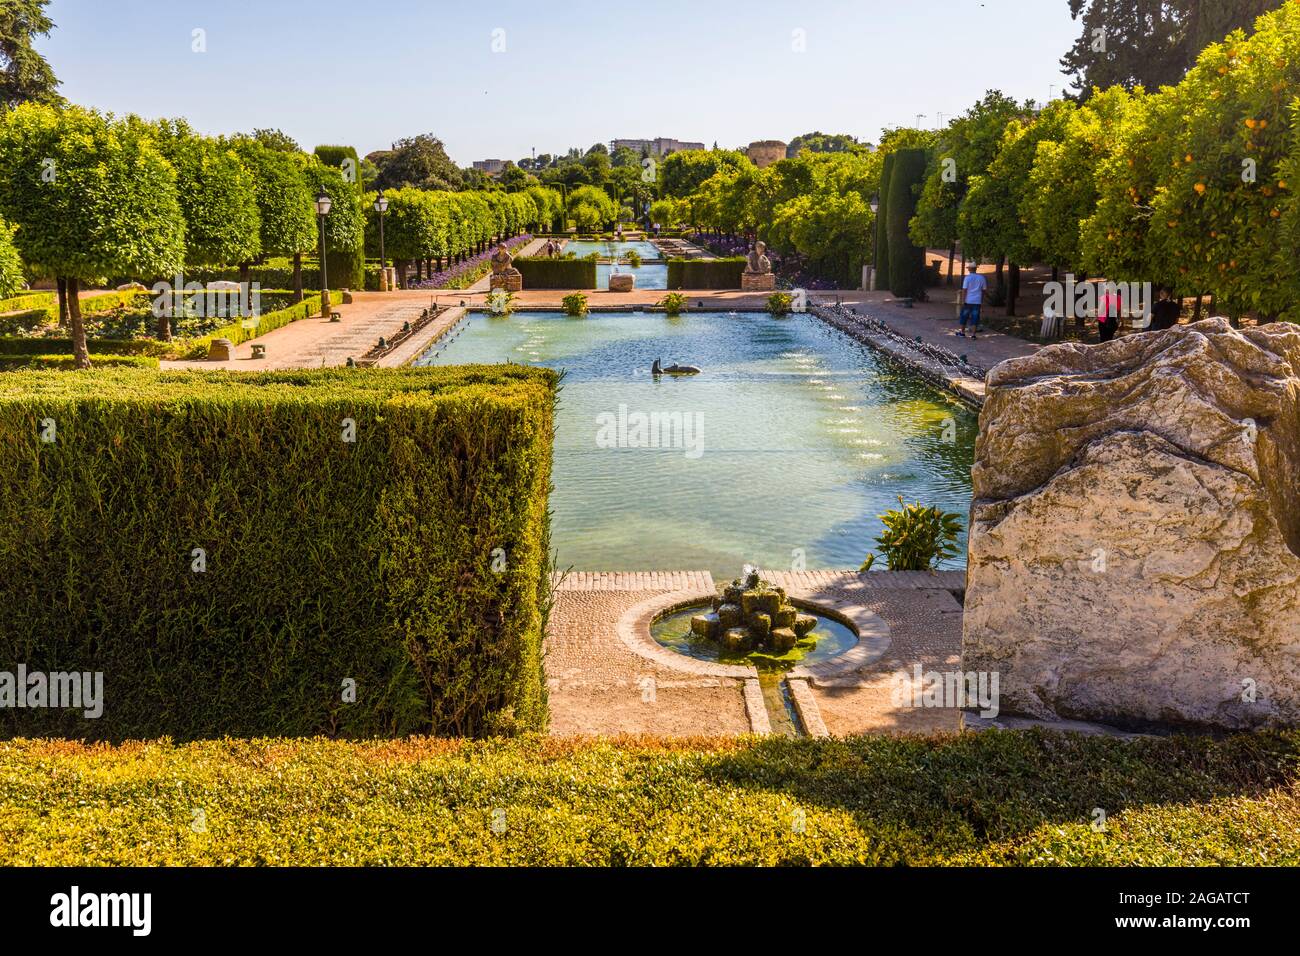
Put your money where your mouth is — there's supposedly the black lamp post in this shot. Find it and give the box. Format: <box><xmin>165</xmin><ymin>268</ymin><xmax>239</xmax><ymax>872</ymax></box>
<box><xmin>869</xmin><ymin>193</ymin><xmax>881</xmax><ymax>292</ymax></box>
<box><xmin>374</xmin><ymin>190</ymin><xmax>389</xmax><ymax>290</ymax></box>
<box><xmin>316</xmin><ymin>191</ymin><xmax>333</xmax><ymax>317</ymax></box>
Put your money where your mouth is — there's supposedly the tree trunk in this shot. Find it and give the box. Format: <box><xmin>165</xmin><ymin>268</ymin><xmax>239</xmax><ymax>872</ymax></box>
<box><xmin>994</xmin><ymin>257</ymin><xmax>1006</xmax><ymax>304</ymax></box>
<box><xmin>946</xmin><ymin>244</ymin><xmax>956</xmax><ymax>286</ymax></box>
<box><xmin>395</xmin><ymin>258</ymin><xmax>408</xmax><ymax>290</ymax></box>
<box><xmin>416</xmin><ymin>260</ymin><xmax>424</xmax><ymax>282</ymax></box>
<box><xmin>1194</xmin><ymin>292</ymin><xmax>1203</xmax><ymax>321</ymax></box>
<box><xmin>1006</xmin><ymin>262</ymin><xmax>1020</xmax><ymax>317</ymax></box>
<box><xmin>66</xmin><ymin>277</ymin><xmax>91</xmax><ymax>369</ymax></box>
<box><xmin>56</xmin><ymin>277</ymin><xmax>68</xmax><ymax>329</ymax></box>
<box><xmin>1051</xmin><ymin>265</ymin><xmax>1059</xmax><ymax>283</ymax></box>
<box><xmin>292</xmin><ymin>254</ymin><xmax>304</xmax><ymax>303</ymax></box>
<box><xmin>239</xmin><ymin>262</ymin><xmax>251</xmax><ymax>289</ymax></box>
<box><xmin>156</xmin><ymin>281</ymin><xmax>172</xmax><ymax>342</ymax></box>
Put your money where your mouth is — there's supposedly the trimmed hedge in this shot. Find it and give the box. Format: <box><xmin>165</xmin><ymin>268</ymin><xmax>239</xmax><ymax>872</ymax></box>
<box><xmin>666</xmin><ymin>258</ymin><xmax>746</xmax><ymax>289</ymax></box>
<box><xmin>2</xmin><ymin>289</ymin><xmax>150</xmax><ymax>329</ymax></box>
<box><xmin>0</xmin><ymin>291</ymin><xmax>55</xmax><ymax>314</ymax></box>
<box><xmin>0</xmin><ymin>336</ymin><xmax>166</xmax><ymax>357</ymax></box>
<box><xmin>515</xmin><ymin>256</ymin><xmax>597</xmax><ymax>289</ymax></box>
<box><xmin>885</xmin><ymin>148</ymin><xmax>928</xmax><ymax>298</ymax></box>
<box><xmin>0</xmin><ymin>365</ymin><xmax>556</xmax><ymax>740</ymax></box>
<box><xmin>2</xmin><ymin>730</ymin><xmax>1298</xmax><ymax>865</ymax></box>
<box><xmin>182</xmin><ymin>294</ymin><xmax>322</xmax><ymax>358</ymax></box>
<box><xmin>0</xmin><ymin>353</ymin><xmax>158</xmax><ymax>371</ymax></box>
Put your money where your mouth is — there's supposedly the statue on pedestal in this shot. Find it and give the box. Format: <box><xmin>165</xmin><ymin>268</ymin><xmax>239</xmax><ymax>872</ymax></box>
<box><xmin>490</xmin><ymin>243</ymin><xmax>523</xmax><ymax>292</ymax></box>
<box><xmin>741</xmin><ymin>240</ymin><xmax>775</xmax><ymax>291</ymax></box>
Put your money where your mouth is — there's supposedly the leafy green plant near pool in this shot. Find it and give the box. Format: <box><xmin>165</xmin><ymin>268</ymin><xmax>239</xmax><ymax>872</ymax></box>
<box><xmin>486</xmin><ymin>289</ymin><xmax>516</xmax><ymax>315</ymax></box>
<box><xmin>621</xmin><ymin>249</ymin><xmax>642</xmax><ymax>268</ymax></box>
<box><xmin>658</xmin><ymin>292</ymin><xmax>688</xmax><ymax>315</ymax></box>
<box><xmin>860</xmin><ymin>495</ymin><xmax>964</xmax><ymax>571</ymax></box>
<box><xmin>767</xmin><ymin>292</ymin><xmax>793</xmax><ymax>316</ymax></box>
<box><xmin>562</xmin><ymin>292</ymin><xmax>588</xmax><ymax>316</ymax></box>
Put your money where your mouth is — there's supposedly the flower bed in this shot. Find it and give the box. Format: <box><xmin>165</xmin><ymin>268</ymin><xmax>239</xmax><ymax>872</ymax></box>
<box><xmin>410</xmin><ymin>235</ymin><xmax>533</xmax><ymax>290</ymax></box>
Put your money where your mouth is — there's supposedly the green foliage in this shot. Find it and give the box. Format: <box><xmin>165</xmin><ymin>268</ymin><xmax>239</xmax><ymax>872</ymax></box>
<box><xmin>313</xmin><ymin>146</ymin><xmax>367</xmax><ymax>289</ymax></box>
<box><xmin>862</xmin><ymin>496</ymin><xmax>963</xmax><ymax>571</ymax></box>
<box><xmin>515</xmin><ymin>256</ymin><xmax>596</xmax><ymax>289</ymax></box>
<box><xmin>666</xmin><ymin>258</ymin><xmax>745</xmax><ymax>289</ymax></box>
<box><xmin>567</xmin><ymin>185</ymin><xmax>617</xmax><ymax>231</ymax></box>
<box><xmin>0</xmin><ymin>335</ymin><xmax>165</xmax><ymax>356</ymax></box>
<box><xmin>0</xmin><ymin>103</ymin><xmax>184</xmax><ymax>282</ymax></box>
<box><xmin>3</xmin><ymin>730</ymin><xmax>1299</xmax><ymax>864</ymax></box>
<box><xmin>885</xmin><ymin>148</ymin><xmax>929</xmax><ymax>298</ymax></box>
<box><xmin>766</xmin><ymin>292</ymin><xmax>792</xmax><ymax>315</ymax></box>
<box><xmin>0</xmin><ymin>364</ymin><xmax>556</xmax><ymax>740</ymax></box>
<box><xmin>149</xmin><ymin>119</ymin><xmax>261</xmax><ymax>269</ymax></box>
<box><xmin>658</xmin><ymin>292</ymin><xmax>688</xmax><ymax>315</ymax></box>
<box><xmin>0</xmin><ymin>353</ymin><xmax>157</xmax><ymax>370</ymax></box>
<box><xmin>0</xmin><ymin>290</ymin><xmax>52</xmax><ymax>313</ymax></box>
<box><xmin>229</xmin><ymin>138</ymin><xmax>316</xmax><ymax>259</ymax></box>
<box><xmin>562</xmin><ymin>291</ymin><xmax>588</xmax><ymax>315</ymax></box>
<box><xmin>0</xmin><ymin>216</ymin><xmax>23</xmax><ymax>298</ymax></box>
<box><xmin>658</xmin><ymin>148</ymin><xmax>754</xmax><ymax>197</ymax></box>
<box><xmin>0</xmin><ymin>0</ymin><xmax>61</xmax><ymax>109</ymax></box>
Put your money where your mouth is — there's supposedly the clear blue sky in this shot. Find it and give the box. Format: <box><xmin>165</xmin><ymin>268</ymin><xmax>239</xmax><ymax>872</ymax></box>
<box><xmin>40</xmin><ymin>0</ymin><xmax>1080</xmax><ymax>164</ymax></box>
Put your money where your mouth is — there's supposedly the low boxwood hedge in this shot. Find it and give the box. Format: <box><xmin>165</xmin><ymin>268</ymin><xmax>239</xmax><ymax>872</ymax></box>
<box><xmin>0</xmin><ymin>291</ymin><xmax>56</xmax><ymax>314</ymax></box>
<box><xmin>0</xmin><ymin>353</ymin><xmax>159</xmax><ymax>371</ymax></box>
<box><xmin>0</xmin><ymin>336</ymin><xmax>167</xmax><ymax>357</ymax></box>
<box><xmin>0</xmin><ymin>364</ymin><xmax>556</xmax><ymax>740</ymax></box>
<box><xmin>666</xmin><ymin>258</ymin><xmax>745</xmax><ymax>289</ymax></box>
<box><xmin>515</xmin><ymin>256</ymin><xmax>597</xmax><ymax>289</ymax></box>
<box><xmin>1</xmin><ymin>729</ymin><xmax>1297</xmax><ymax>865</ymax></box>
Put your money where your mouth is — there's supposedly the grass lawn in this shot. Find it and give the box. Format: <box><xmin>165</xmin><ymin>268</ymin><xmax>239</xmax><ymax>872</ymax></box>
<box><xmin>2</xmin><ymin>730</ymin><xmax>1297</xmax><ymax>866</ymax></box>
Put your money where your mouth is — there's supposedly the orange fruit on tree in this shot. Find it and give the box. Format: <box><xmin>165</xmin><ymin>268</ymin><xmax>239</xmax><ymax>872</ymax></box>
<box><xmin>1195</xmin><ymin>183</ymin><xmax>1207</xmax><ymax>194</ymax></box>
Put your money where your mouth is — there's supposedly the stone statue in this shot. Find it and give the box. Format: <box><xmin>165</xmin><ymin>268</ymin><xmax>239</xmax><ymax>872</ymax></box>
<box><xmin>741</xmin><ymin>240</ymin><xmax>775</xmax><ymax>291</ymax></box>
<box><xmin>489</xmin><ymin>243</ymin><xmax>523</xmax><ymax>292</ymax></box>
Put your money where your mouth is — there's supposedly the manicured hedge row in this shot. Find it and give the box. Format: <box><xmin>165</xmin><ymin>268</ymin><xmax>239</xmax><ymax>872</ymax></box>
<box><xmin>0</xmin><ymin>336</ymin><xmax>166</xmax><ymax>356</ymax></box>
<box><xmin>4</xmin><ymin>289</ymin><xmax>150</xmax><ymax>328</ymax></box>
<box><xmin>666</xmin><ymin>258</ymin><xmax>745</xmax><ymax>289</ymax></box>
<box><xmin>3</xmin><ymin>730</ymin><xmax>1298</xmax><ymax>865</ymax></box>
<box><xmin>182</xmin><ymin>294</ymin><xmax>322</xmax><ymax>358</ymax></box>
<box><xmin>188</xmin><ymin>261</ymin><xmax>387</xmax><ymax>292</ymax></box>
<box><xmin>0</xmin><ymin>365</ymin><xmax>556</xmax><ymax>740</ymax></box>
<box><xmin>0</xmin><ymin>291</ymin><xmax>55</xmax><ymax>314</ymax></box>
<box><xmin>515</xmin><ymin>256</ymin><xmax>597</xmax><ymax>289</ymax></box>
<box><xmin>0</xmin><ymin>353</ymin><xmax>159</xmax><ymax>371</ymax></box>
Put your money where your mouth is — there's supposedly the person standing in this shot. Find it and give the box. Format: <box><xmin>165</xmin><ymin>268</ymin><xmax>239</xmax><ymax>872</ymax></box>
<box><xmin>1149</xmin><ymin>286</ymin><xmax>1181</xmax><ymax>332</ymax></box>
<box><xmin>1097</xmin><ymin>282</ymin><xmax>1122</xmax><ymax>343</ymax></box>
<box><xmin>957</xmin><ymin>263</ymin><xmax>988</xmax><ymax>339</ymax></box>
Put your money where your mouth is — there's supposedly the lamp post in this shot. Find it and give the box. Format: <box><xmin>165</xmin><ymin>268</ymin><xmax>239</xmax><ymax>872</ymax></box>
<box><xmin>869</xmin><ymin>193</ymin><xmax>881</xmax><ymax>292</ymax></box>
<box><xmin>374</xmin><ymin>190</ymin><xmax>389</xmax><ymax>291</ymax></box>
<box><xmin>315</xmin><ymin>191</ymin><xmax>333</xmax><ymax>318</ymax></box>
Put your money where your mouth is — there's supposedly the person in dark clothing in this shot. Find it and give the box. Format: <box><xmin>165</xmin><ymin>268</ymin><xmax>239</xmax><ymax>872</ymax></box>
<box><xmin>1149</xmin><ymin>287</ymin><xmax>1181</xmax><ymax>332</ymax></box>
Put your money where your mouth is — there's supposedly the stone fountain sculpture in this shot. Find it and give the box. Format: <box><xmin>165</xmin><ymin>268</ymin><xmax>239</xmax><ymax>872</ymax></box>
<box><xmin>741</xmin><ymin>240</ymin><xmax>775</xmax><ymax>292</ymax></box>
<box><xmin>489</xmin><ymin>243</ymin><xmax>523</xmax><ymax>292</ymax></box>
<box><xmin>691</xmin><ymin>567</ymin><xmax>817</xmax><ymax>653</ymax></box>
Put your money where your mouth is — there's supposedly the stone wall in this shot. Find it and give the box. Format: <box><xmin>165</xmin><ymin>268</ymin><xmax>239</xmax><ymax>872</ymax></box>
<box><xmin>963</xmin><ymin>318</ymin><xmax>1300</xmax><ymax>729</ymax></box>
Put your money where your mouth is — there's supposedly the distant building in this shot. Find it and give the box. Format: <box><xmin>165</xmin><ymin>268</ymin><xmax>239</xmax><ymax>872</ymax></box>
<box><xmin>610</xmin><ymin>137</ymin><xmax>706</xmax><ymax>158</ymax></box>
<box><xmin>745</xmin><ymin>140</ymin><xmax>788</xmax><ymax>168</ymax></box>
<box><xmin>472</xmin><ymin>159</ymin><xmax>507</xmax><ymax>176</ymax></box>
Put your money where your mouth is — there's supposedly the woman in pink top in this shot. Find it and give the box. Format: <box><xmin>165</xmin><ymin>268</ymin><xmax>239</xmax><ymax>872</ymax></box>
<box><xmin>1097</xmin><ymin>284</ymin><xmax>1123</xmax><ymax>343</ymax></box>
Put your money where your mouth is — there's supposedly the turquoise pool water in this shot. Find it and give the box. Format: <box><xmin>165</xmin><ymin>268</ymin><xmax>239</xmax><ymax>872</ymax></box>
<box><xmin>562</xmin><ymin>239</ymin><xmax>661</xmax><ymax>260</ymax></box>
<box><xmin>416</xmin><ymin>310</ymin><xmax>976</xmax><ymax>578</ymax></box>
<box><xmin>597</xmin><ymin>261</ymin><xmax>668</xmax><ymax>290</ymax></box>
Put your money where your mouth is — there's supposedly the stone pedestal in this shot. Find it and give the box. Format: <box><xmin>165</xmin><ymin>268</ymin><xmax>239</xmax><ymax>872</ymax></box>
<box><xmin>608</xmin><ymin>273</ymin><xmax>635</xmax><ymax>292</ymax></box>
<box><xmin>490</xmin><ymin>271</ymin><xmax>523</xmax><ymax>292</ymax></box>
<box><xmin>963</xmin><ymin>319</ymin><xmax>1300</xmax><ymax>730</ymax></box>
<box><xmin>207</xmin><ymin>338</ymin><xmax>234</xmax><ymax>361</ymax></box>
<box><xmin>741</xmin><ymin>272</ymin><xmax>775</xmax><ymax>292</ymax></box>
<box><xmin>320</xmin><ymin>289</ymin><xmax>331</xmax><ymax>318</ymax></box>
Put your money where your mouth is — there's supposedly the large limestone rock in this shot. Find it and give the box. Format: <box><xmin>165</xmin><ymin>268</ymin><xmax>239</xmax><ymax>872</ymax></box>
<box><xmin>963</xmin><ymin>319</ymin><xmax>1300</xmax><ymax>730</ymax></box>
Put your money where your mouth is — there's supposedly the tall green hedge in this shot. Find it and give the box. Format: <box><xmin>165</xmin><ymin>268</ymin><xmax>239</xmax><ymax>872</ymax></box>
<box><xmin>515</xmin><ymin>256</ymin><xmax>597</xmax><ymax>289</ymax></box>
<box><xmin>885</xmin><ymin>148</ymin><xmax>928</xmax><ymax>299</ymax></box>
<box><xmin>876</xmin><ymin>154</ymin><xmax>896</xmax><ymax>291</ymax></box>
<box><xmin>0</xmin><ymin>365</ymin><xmax>556</xmax><ymax>740</ymax></box>
<box><xmin>314</xmin><ymin>145</ymin><xmax>367</xmax><ymax>290</ymax></box>
<box><xmin>666</xmin><ymin>258</ymin><xmax>746</xmax><ymax>289</ymax></box>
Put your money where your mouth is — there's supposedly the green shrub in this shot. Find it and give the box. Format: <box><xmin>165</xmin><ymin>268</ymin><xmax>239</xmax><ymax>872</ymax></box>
<box><xmin>666</xmin><ymin>258</ymin><xmax>745</xmax><ymax>289</ymax></box>
<box><xmin>658</xmin><ymin>292</ymin><xmax>688</xmax><ymax>315</ymax></box>
<box><xmin>0</xmin><ymin>291</ymin><xmax>55</xmax><ymax>314</ymax></box>
<box><xmin>0</xmin><ymin>353</ymin><xmax>158</xmax><ymax>371</ymax></box>
<box><xmin>767</xmin><ymin>292</ymin><xmax>793</xmax><ymax>316</ymax></box>
<box><xmin>515</xmin><ymin>256</ymin><xmax>597</xmax><ymax>289</ymax></box>
<box><xmin>562</xmin><ymin>292</ymin><xmax>588</xmax><ymax>316</ymax></box>
<box><xmin>0</xmin><ymin>336</ymin><xmax>166</xmax><ymax>357</ymax></box>
<box><xmin>860</xmin><ymin>495</ymin><xmax>963</xmax><ymax>571</ymax></box>
<box><xmin>0</xmin><ymin>364</ymin><xmax>556</xmax><ymax>740</ymax></box>
<box><xmin>2</xmin><ymin>730</ymin><xmax>1298</xmax><ymax>865</ymax></box>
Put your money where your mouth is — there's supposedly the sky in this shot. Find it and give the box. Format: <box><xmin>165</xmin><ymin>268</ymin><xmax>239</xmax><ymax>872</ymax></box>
<box><xmin>39</xmin><ymin>0</ymin><xmax>1081</xmax><ymax>165</ymax></box>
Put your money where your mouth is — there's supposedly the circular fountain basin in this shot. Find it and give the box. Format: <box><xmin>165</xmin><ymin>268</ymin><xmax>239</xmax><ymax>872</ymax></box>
<box><xmin>650</xmin><ymin>601</ymin><xmax>857</xmax><ymax>672</ymax></box>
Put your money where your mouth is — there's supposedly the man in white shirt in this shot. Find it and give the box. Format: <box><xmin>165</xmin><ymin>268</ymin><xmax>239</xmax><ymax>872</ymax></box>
<box><xmin>957</xmin><ymin>263</ymin><xmax>988</xmax><ymax>340</ymax></box>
